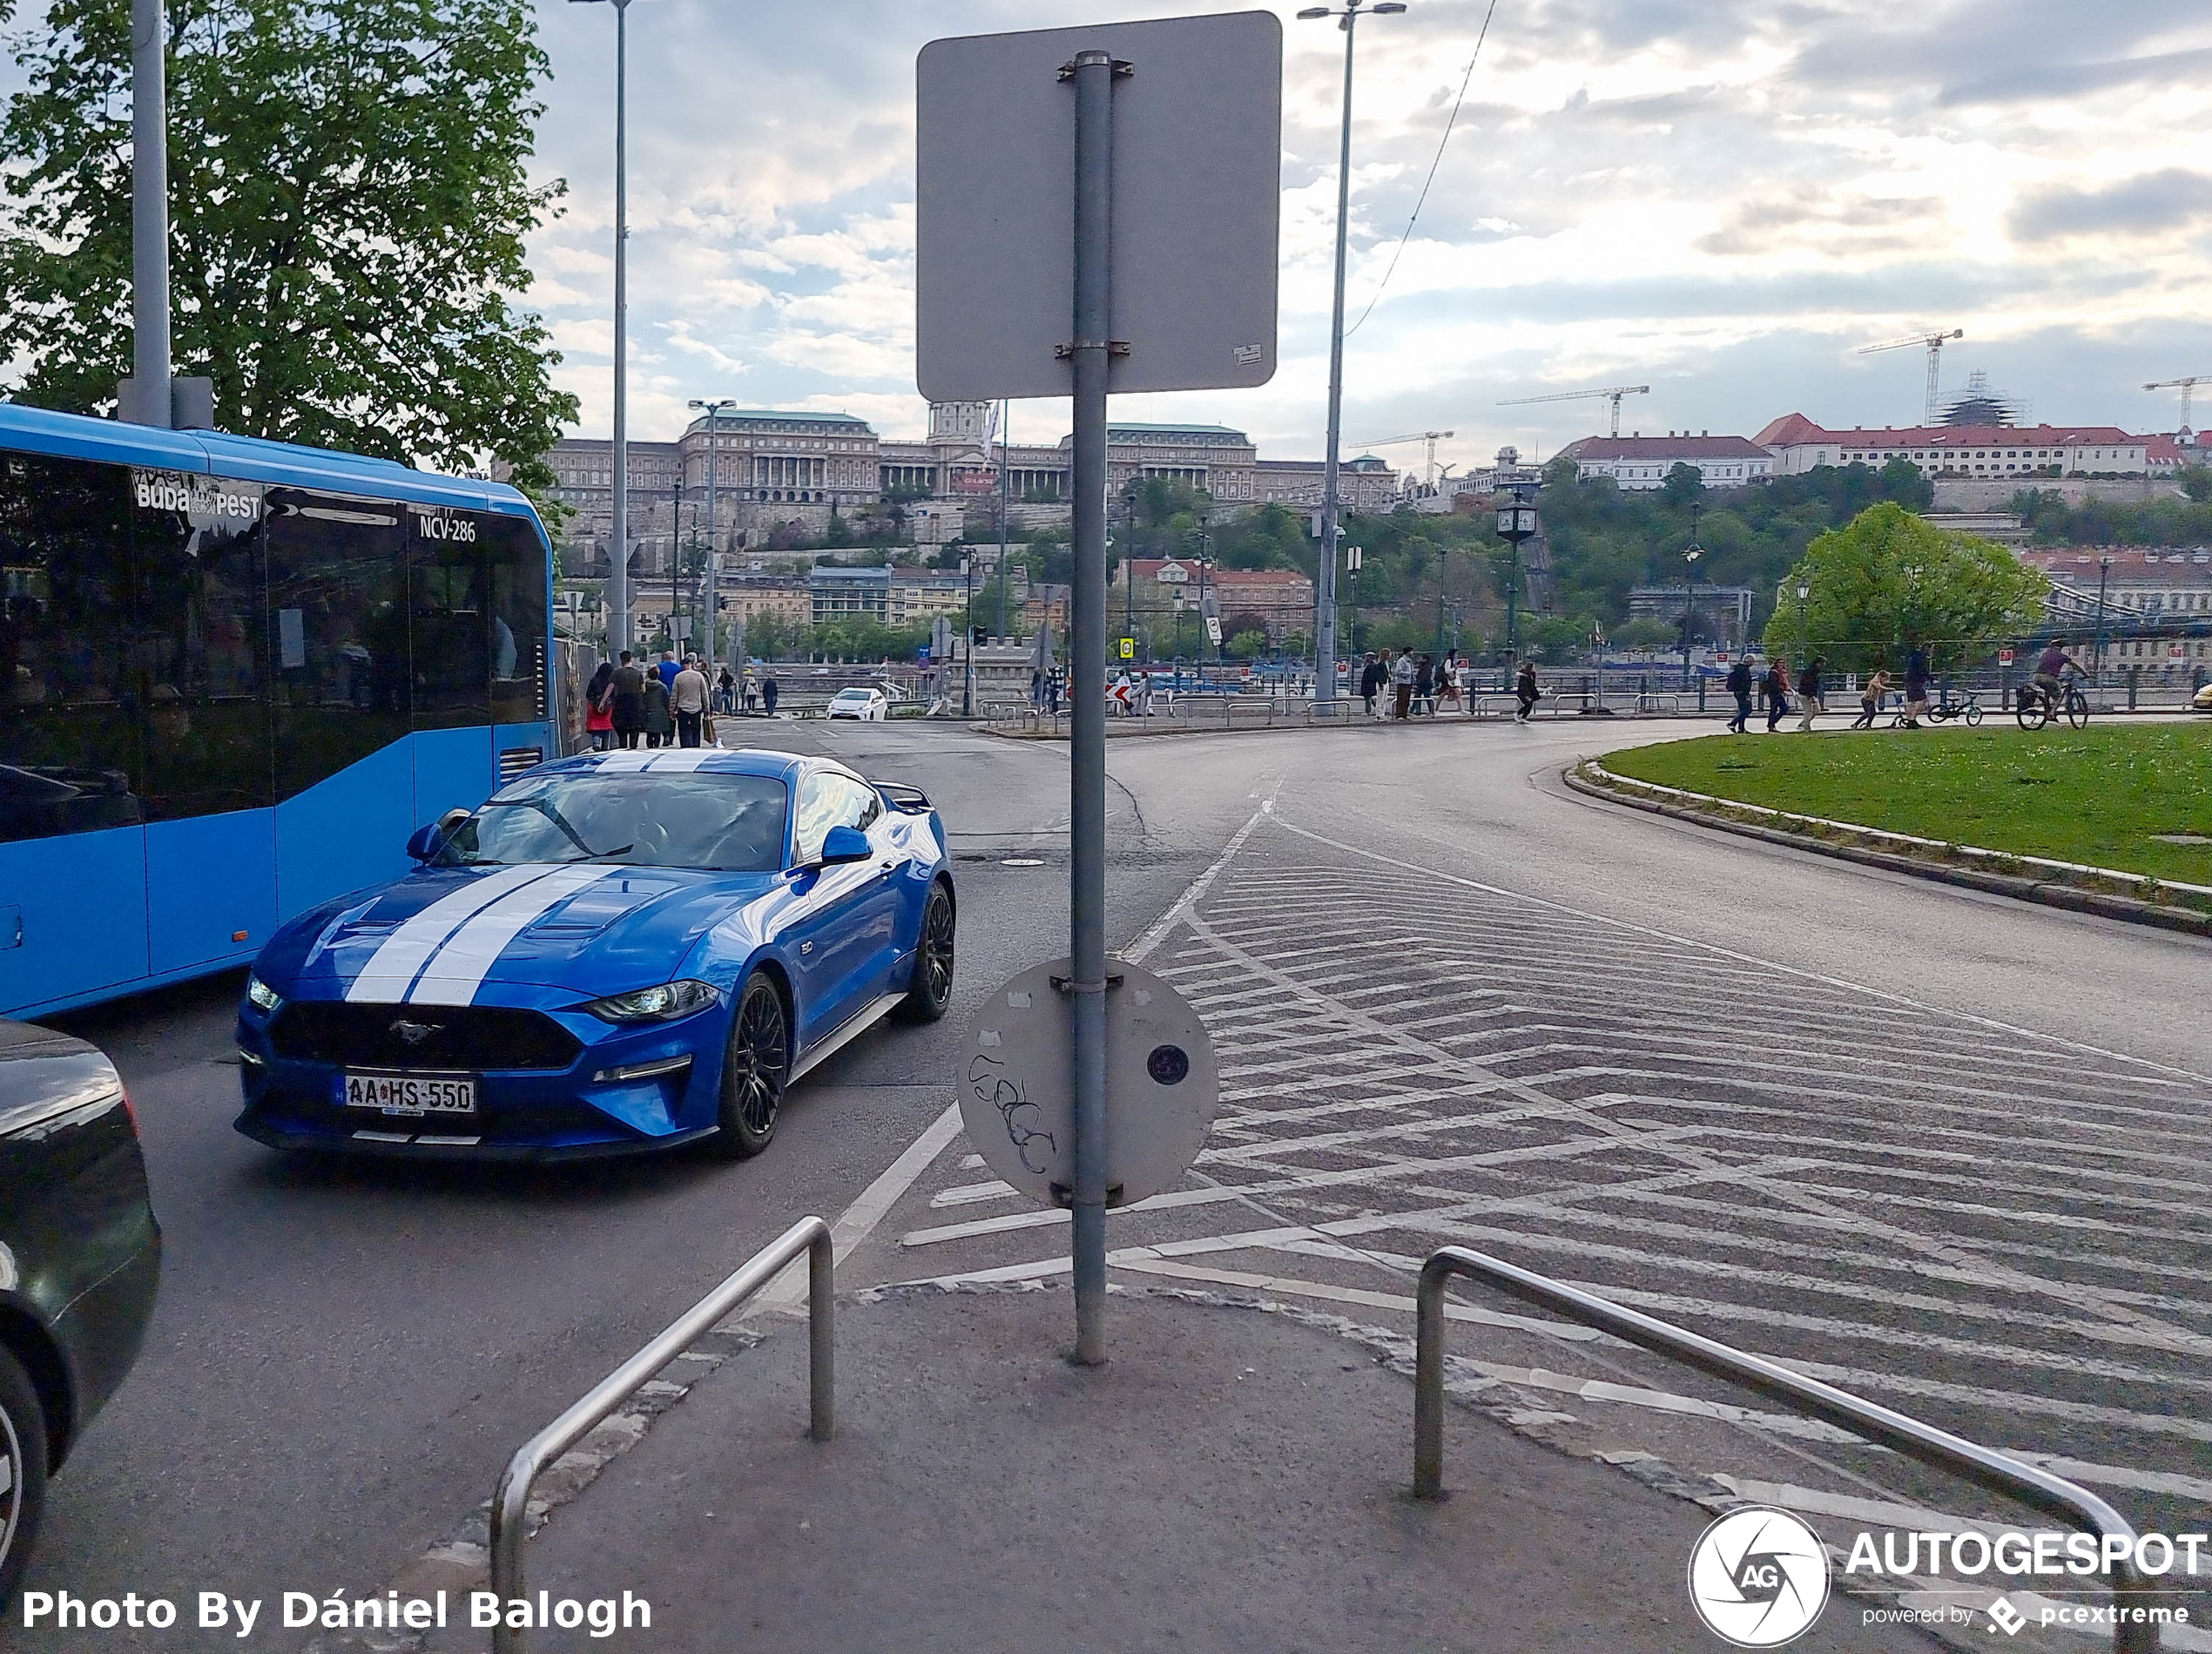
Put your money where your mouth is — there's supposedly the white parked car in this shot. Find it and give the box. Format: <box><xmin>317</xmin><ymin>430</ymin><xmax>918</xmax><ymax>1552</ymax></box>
<box><xmin>826</xmin><ymin>686</ymin><xmax>888</xmax><ymax>721</ymax></box>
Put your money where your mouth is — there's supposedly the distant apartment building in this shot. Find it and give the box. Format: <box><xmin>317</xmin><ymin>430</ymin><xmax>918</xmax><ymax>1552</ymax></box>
<box><xmin>1755</xmin><ymin>416</ymin><xmax>2151</xmax><ymax>477</ymax></box>
<box><xmin>1115</xmin><ymin>558</ymin><xmax>1315</xmax><ymax>642</ymax></box>
<box><xmin>1558</xmin><ymin>433</ymin><xmax>1775</xmax><ymax>489</ymax></box>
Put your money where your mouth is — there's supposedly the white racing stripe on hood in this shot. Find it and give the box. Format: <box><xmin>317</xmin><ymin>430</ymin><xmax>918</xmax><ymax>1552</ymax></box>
<box><xmin>405</xmin><ymin>865</ymin><xmax>623</xmax><ymax>1005</ymax></box>
<box><xmin>344</xmin><ymin>867</ymin><xmax>553</xmax><ymax>1003</ymax></box>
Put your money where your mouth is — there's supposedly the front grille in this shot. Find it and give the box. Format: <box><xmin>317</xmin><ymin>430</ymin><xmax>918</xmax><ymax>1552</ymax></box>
<box><xmin>271</xmin><ymin>1003</ymin><xmax>583</xmax><ymax>1070</ymax></box>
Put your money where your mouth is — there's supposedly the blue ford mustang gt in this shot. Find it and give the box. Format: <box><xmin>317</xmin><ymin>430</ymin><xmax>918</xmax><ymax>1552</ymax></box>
<box><xmin>233</xmin><ymin>747</ymin><xmax>954</xmax><ymax>1162</ymax></box>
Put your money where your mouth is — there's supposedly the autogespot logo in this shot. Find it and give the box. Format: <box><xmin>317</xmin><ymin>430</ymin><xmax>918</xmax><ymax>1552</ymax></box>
<box><xmin>1688</xmin><ymin>1507</ymin><xmax>1832</xmax><ymax>1647</ymax></box>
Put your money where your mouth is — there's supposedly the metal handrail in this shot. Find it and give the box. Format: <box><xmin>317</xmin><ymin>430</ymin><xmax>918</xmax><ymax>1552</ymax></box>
<box><xmin>488</xmin><ymin>1217</ymin><xmax>834</xmax><ymax>1654</ymax></box>
<box><xmin>1414</xmin><ymin>1246</ymin><xmax>2156</xmax><ymax>1654</ymax></box>
<box><xmin>1632</xmin><ymin>692</ymin><xmax>1683</xmax><ymax>713</ymax></box>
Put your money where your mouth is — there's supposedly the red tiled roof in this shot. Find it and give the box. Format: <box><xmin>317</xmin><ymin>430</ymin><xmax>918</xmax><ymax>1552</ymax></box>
<box><xmin>1560</xmin><ymin>435</ymin><xmax>1772</xmax><ymax>460</ymax></box>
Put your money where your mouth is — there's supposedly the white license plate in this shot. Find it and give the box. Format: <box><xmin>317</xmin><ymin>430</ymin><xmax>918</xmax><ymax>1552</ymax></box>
<box><xmin>341</xmin><ymin>1072</ymin><xmax>477</xmax><ymax>1117</ymax></box>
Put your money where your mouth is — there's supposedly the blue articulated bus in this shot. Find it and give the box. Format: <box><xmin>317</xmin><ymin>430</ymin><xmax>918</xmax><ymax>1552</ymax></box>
<box><xmin>0</xmin><ymin>402</ymin><xmax>555</xmax><ymax>1019</ymax></box>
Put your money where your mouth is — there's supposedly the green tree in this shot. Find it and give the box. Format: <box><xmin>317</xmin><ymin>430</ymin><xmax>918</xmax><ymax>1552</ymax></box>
<box><xmin>1760</xmin><ymin>502</ymin><xmax>2048</xmax><ymax>672</ymax></box>
<box><xmin>0</xmin><ymin>0</ymin><xmax>576</xmax><ymax>499</ymax></box>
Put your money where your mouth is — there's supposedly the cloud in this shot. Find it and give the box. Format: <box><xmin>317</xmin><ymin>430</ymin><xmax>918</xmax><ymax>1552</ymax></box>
<box><xmin>2010</xmin><ymin>171</ymin><xmax>2212</xmax><ymax>243</ymax></box>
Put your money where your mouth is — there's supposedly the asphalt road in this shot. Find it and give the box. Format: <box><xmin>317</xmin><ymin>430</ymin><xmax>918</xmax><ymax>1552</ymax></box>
<box><xmin>28</xmin><ymin>711</ymin><xmax>2212</xmax><ymax>1649</ymax></box>
<box><xmin>22</xmin><ymin>719</ymin><xmax>1207</xmax><ymax>1646</ymax></box>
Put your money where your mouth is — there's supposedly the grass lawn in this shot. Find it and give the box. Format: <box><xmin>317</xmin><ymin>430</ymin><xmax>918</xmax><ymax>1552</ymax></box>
<box><xmin>1601</xmin><ymin>722</ymin><xmax>2212</xmax><ymax>888</ymax></box>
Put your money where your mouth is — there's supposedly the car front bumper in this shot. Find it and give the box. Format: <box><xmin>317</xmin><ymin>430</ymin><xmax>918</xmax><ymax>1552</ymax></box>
<box><xmin>233</xmin><ymin>998</ymin><xmax>729</xmax><ymax>1160</ymax></box>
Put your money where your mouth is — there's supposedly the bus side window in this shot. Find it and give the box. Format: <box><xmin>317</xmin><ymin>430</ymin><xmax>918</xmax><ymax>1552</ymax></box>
<box><xmin>485</xmin><ymin>514</ymin><xmax>548</xmax><ymax>726</ymax></box>
<box><xmin>132</xmin><ymin>475</ymin><xmax>273</xmax><ymax>820</ymax></box>
<box><xmin>0</xmin><ymin>454</ymin><xmax>145</xmax><ymax>843</ymax></box>
<box><xmin>409</xmin><ymin>508</ymin><xmax>490</xmax><ymax>731</ymax></box>
<box><xmin>265</xmin><ymin>488</ymin><xmax>408</xmax><ymax>801</ymax></box>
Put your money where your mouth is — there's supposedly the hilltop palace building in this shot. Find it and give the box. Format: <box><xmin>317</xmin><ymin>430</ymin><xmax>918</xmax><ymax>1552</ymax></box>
<box><xmin>543</xmin><ymin>402</ymin><xmax>1396</xmax><ymax>569</ymax></box>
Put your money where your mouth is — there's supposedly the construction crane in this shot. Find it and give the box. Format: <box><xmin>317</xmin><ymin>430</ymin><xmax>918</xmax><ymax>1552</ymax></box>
<box><xmin>1858</xmin><ymin>328</ymin><xmax>1962</xmax><ymax>427</ymax></box>
<box><xmin>2144</xmin><ymin>376</ymin><xmax>2210</xmax><ymax>440</ymax></box>
<box><xmin>1352</xmin><ymin>429</ymin><xmax>1454</xmax><ymax>489</ymax></box>
<box><xmin>1495</xmin><ymin>385</ymin><xmax>1650</xmax><ymax>438</ymax></box>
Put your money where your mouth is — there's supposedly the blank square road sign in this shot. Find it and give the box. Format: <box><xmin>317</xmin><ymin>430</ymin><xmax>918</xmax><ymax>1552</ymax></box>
<box><xmin>916</xmin><ymin>10</ymin><xmax>1282</xmax><ymax>403</ymax></box>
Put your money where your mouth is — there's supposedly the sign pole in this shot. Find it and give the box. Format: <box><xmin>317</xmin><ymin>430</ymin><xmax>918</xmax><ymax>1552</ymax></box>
<box><xmin>1066</xmin><ymin>44</ymin><xmax>1116</xmax><ymax>1367</ymax></box>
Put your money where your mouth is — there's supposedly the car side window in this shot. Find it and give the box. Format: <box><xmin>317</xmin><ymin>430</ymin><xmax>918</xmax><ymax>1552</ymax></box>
<box><xmin>844</xmin><ymin>776</ymin><xmax>882</xmax><ymax>831</ymax></box>
<box><xmin>792</xmin><ymin>773</ymin><xmax>840</xmax><ymax>865</ymax></box>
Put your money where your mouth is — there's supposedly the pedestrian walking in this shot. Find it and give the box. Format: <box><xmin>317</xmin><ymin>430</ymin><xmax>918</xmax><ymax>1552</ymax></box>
<box><xmin>641</xmin><ymin>670</ymin><xmax>672</xmax><ymax>747</ymax></box>
<box><xmin>1852</xmin><ymin>669</ymin><xmax>1890</xmax><ymax>729</ymax></box>
<box><xmin>1359</xmin><ymin>651</ymin><xmax>1383</xmax><ymax>718</ymax></box>
<box><xmin>760</xmin><ymin>672</ymin><xmax>779</xmax><ymax>717</ymax></box>
<box><xmin>1724</xmin><ymin>656</ymin><xmax>1753</xmax><ymax>733</ymax></box>
<box><xmin>716</xmin><ymin>665</ymin><xmax>735</xmax><ymax>714</ymax></box>
<box><xmin>1414</xmin><ymin>653</ymin><xmax>1435</xmax><ymax>716</ymax></box>
<box><xmin>1514</xmin><ymin>658</ymin><xmax>1541</xmax><ymax>722</ymax></box>
<box><xmin>1390</xmin><ymin>648</ymin><xmax>1415</xmax><ymax>720</ymax></box>
<box><xmin>655</xmin><ymin>649</ymin><xmax>681</xmax><ymax>694</ymax></box>
<box><xmin>585</xmin><ymin>659</ymin><xmax>616</xmax><ymax>751</ymax></box>
<box><xmin>1436</xmin><ymin>650</ymin><xmax>1464</xmax><ymax>714</ymax></box>
<box><xmin>1795</xmin><ymin>657</ymin><xmax>1825</xmax><ymax>732</ymax></box>
<box><xmin>1901</xmin><ymin>644</ymin><xmax>1930</xmax><ymax>727</ymax></box>
<box><xmin>671</xmin><ymin>655</ymin><xmax>710</xmax><ymax>748</ymax></box>
<box><xmin>610</xmin><ymin>651</ymin><xmax>646</xmax><ymax>749</ymax></box>
<box><xmin>1763</xmin><ymin>656</ymin><xmax>1791</xmax><ymax>732</ymax></box>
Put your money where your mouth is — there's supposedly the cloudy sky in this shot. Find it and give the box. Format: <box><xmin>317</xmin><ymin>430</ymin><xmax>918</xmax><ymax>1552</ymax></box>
<box><xmin>529</xmin><ymin>0</ymin><xmax>2212</xmax><ymax>469</ymax></box>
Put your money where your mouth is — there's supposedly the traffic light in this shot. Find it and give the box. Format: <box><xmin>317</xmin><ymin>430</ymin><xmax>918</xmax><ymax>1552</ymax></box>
<box><xmin>972</xmin><ymin>625</ymin><xmax>988</xmax><ymax>645</ymax></box>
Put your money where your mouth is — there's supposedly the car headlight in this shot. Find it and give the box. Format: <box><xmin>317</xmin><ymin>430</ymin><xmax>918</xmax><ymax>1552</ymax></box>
<box><xmin>246</xmin><ymin>975</ymin><xmax>281</xmax><ymax>1013</ymax></box>
<box><xmin>583</xmin><ymin>980</ymin><xmax>720</xmax><ymax>1023</ymax></box>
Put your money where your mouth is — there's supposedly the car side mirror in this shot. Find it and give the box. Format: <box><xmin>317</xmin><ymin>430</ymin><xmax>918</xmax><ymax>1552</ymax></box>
<box><xmin>819</xmin><ymin>825</ymin><xmax>871</xmax><ymax>866</ymax></box>
<box><xmin>405</xmin><ymin>824</ymin><xmax>444</xmax><ymax>862</ymax></box>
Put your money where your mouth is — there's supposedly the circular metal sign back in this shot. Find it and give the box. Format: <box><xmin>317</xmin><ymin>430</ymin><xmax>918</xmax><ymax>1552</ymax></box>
<box><xmin>960</xmin><ymin>956</ymin><xmax>1217</xmax><ymax>1209</ymax></box>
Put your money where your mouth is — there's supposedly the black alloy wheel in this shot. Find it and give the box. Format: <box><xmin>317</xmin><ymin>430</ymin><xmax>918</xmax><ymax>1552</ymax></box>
<box><xmin>2065</xmin><ymin>687</ymin><xmax>2090</xmax><ymax>730</ymax></box>
<box><xmin>712</xmin><ymin>974</ymin><xmax>789</xmax><ymax>1159</ymax></box>
<box><xmin>0</xmin><ymin>1345</ymin><xmax>49</xmax><ymax>1611</ymax></box>
<box><xmin>896</xmin><ymin>882</ymin><xmax>956</xmax><ymax>1024</ymax></box>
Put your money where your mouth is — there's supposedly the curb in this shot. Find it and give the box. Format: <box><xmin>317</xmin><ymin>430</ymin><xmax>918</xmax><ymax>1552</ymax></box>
<box><xmin>1563</xmin><ymin>765</ymin><xmax>2212</xmax><ymax>940</ymax></box>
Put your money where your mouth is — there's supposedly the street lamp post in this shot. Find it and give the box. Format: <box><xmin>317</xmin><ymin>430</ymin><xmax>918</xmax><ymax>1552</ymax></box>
<box><xmin>997</xmin><ymin>398</ymin><xmax>1011</xmax><ymax>642</ymax></box>
<box><xmin>1495</xmin><ymin>483</ymin><xmax>1538</xmax><ymax>678</ymax></box>
<box><xmin>1297</xmin><ymin>0</ymin><xmax>1408</xmax><ymax>710</ymax></box>
<box><xmin>2092</xmin><ymin>553</ymin><xmax>2114</xmax><ymax>688</ymax></box>
<box><xmin>689</xmin><ymin>397</ymin><xmax>736</xmax><ymax>667</ymax></box>
<box><xmin>1795</xmin><ymin>579</ymin><xmax>1811</xmax><ymax>671</ymax></box>
<box><xmin>1345</xmin><ymin>543</ymin><xmax>1362</xmax><ymax>658</ymax></box>
<box><xmin>1681</xmin><ymin>547</ymin><xmax>1703</xmax><ymax>690</ymax></box>
<box><xmin>571</xmin><ymin>0</ymin><xmax>640</xmax><ymax>659</ymax></box>
<box><xmin>1680</xmin><ymin>502</ymin><xmax>1703</xmax><ymax>691</ymax></box>
<box><xmin>961</xmin><ymin>555</ymin><xmax>975</xmax><ymax>719</ymax></box>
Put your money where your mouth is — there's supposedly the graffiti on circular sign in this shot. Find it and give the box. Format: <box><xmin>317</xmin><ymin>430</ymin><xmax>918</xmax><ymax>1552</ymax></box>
<box><xmin>959</xmin><ymin>957</ymin><xmax>1217</xmax><ymax>1209</ymax></box>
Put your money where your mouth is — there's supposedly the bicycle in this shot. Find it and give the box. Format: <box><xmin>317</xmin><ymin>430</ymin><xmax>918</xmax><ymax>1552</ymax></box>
<box><xmin>1924</xmin><ymin>686</ymin><xmax>1983</xmax><ymax>726</ymax></box>
<box><xmin>2014</xmin><ymin>677</ymin><xmax>2089</xmax><ymax>731</ymax></box>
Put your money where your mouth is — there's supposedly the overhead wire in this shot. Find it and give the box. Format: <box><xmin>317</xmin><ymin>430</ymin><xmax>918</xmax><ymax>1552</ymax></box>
<box><xmin>1342</xmin><ymin>0</ymin><xmax>1501</xmax><ymax>340</ymax></box>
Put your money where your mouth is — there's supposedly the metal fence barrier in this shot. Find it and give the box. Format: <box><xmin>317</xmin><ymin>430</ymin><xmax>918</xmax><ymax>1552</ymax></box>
<box><xmin>1413</xmin><ymin>1245</ymin><xmax>2157</xmax><ymax>1654</ymax></box>
<box><xmin>488</xmin><ymin>1216</ymin><xmax>835</xmax><ymax>1654</ymax></box>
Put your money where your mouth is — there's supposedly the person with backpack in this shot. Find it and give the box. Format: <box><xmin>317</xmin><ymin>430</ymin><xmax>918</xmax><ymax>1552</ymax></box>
<box><xmin>1514</xmin><ymin>659</ymin><xmax>1541</xmax><ymax>722</ymax></box>
<box><xmin>1724</xmin><ymin>656</ymin><xmax>1754</xmax><ymax>733</ymax></box>
<box><xmin>1763</xmin><ymin>656</ymin><xmax>1791</xmax><ymax>732</ymax></box>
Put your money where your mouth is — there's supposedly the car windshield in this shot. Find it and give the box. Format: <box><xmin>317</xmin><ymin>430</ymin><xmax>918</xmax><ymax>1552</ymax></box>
<box><xmin>832</xmin><ymin>689</ymin><xmax>873</xmax><ymax>702</ymax></box>
<box><xmin>436</xmin><ymin>772</ymin><xmax>789</xmax><ymax>873</ymax></box>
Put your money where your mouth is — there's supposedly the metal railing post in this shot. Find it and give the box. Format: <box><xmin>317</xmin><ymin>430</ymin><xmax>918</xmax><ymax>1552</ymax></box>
<box><xmin>1413</xmin><ymin>1245</ymin><xmax>2155</xmax><ymax>1653</ymax></box>
<box><xmin>489</xmin><ymin>1216</ymin><xmax>834</xmax><ymax>1654</ymax></box>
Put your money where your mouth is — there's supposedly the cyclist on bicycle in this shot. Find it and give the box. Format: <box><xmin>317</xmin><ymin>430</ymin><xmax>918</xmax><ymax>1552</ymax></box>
<box><xmin>2032</xmin><ymin>640</ymin><xmax>2082</xmax><ymax>719</ymax></box>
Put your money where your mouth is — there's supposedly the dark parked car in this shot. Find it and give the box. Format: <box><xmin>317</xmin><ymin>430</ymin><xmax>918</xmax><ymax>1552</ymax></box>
<box><xmin>0</xmin><ymin>1020</ymin><xmax>161</xmax><ymax>1603</ymax></box>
